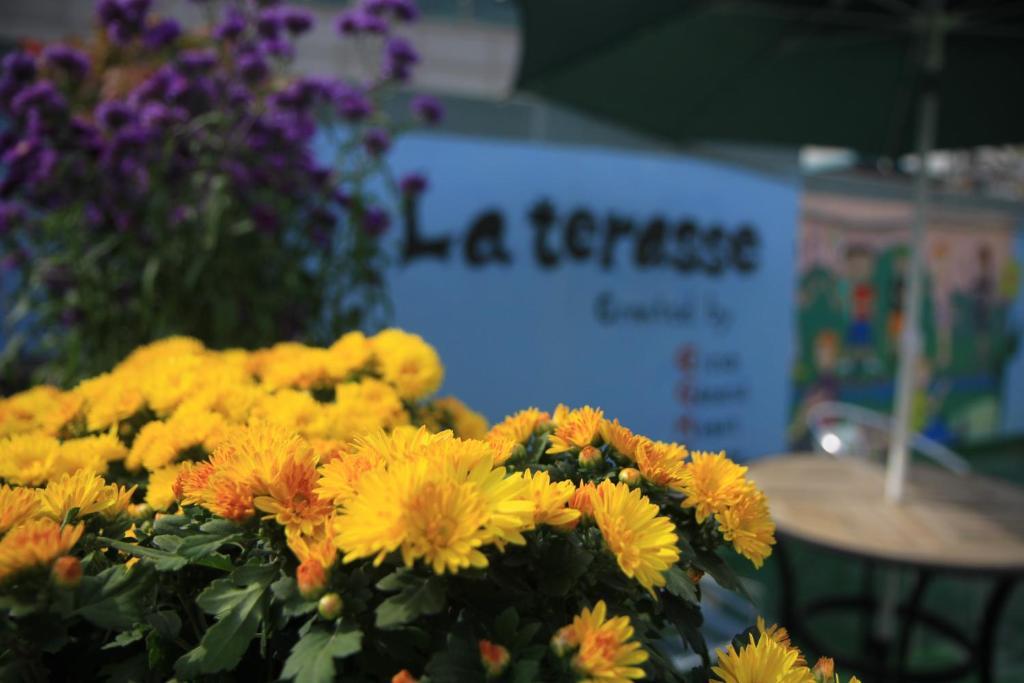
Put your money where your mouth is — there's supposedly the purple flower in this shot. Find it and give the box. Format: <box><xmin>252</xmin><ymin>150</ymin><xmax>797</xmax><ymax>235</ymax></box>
<box><xmin>335</xmin><ymin>9</ymin><xmax>387</xmax><ymax>35</ymax></box>
<box><xmin>399</xmin><ymin>172</ymin><xmax>427</xmax><ymax>196</ymax></box>
<box><xmin>139</xmin><ymin>101</ymin><xmax>186</xmax><ymax>127</ymax></box>
<box><xmin>237</xmin><ymin>52</ymin><xmax>269</xmax><ymax>83</ymax></box>
<box><xmin>95</xmin><ymin>100</ymin><xmax>135</xmax><ymax>130</ymax></box>
<box><xmin>384</xmin><ymin>36</ymin><xmax>418</xmax><ymax>80</ymax></box>
<box><xmin>226</xmin><ymin>83</ymin><xmax>252</xmax><ymax>107</ymax></box>
<box><xmin>43</xmin><ymin>45</ymin><xmax>90</xmax><ymax>78</ymax></box>
<box><xmin>257</xmin><ymin>8</ymin><xmax>284</xmax><ymax>38</ymax></box>
<box><xmin>143</xmin><ymin>18</ymin><xmax>181</xmax><ymax>49</ymax></box>
<box><xmin>361</xmin><ymin>206</ymin><xmax>390</xmax><ymax>236</ymax></box>
<box><xmin>0</xmin><ymin>201</ymin><xmax>23</xmax><ymax>235</ymax></box>
<box><xmin>98</xmin><ymin>0</ymin><xmax>153</xmax><ymax>44</ymax></box>
<box><xmin>335</xmin><ymin>87</ymin><xmax>371</xmax><ymax>121</ymax></box>
<box><xmin>2</xmin><ymin>52</ymin><xmax>36</xmax><ymax>83</ymax></box>
<box><xmin>252</xmin><ymin>204</ymin><xmax>279</xmax><ymax>234</ymax></box>
<box><xmin>260</xmin><ymin>37</ymin><xmax>294</xmax><ymax>59</ymax></box>
<box><xmin>177</xmin><ymin>49</ymin><xmax>217</xmax><ymax>74</ymax></box>
<box><xmin>281</xmin><ymin>7</ymin><xmax>315</xmax><ymax>35</ymax></box>
<box><xmin>10</xmin><ymin>81</ymin><xmax>66</xmax><ymax>117</ymax></box>
<box><xmin>365</xmin><ymin>0</ymin><xmax>420</xmax><ymax>22</ymax></box>
<box><xmin>410</xmin><ymin>94</ymin><xmax>443</xmax><ymax>124</ymax></box>
<box><xmin>214</xmin><ymin>8</ymin><xmax>246</xmax><ymax>40</ymax></box>
<box><xmin>363</xmin><ymin>128</ymin><xmax>390</xmax><ymax>156</ymax></box>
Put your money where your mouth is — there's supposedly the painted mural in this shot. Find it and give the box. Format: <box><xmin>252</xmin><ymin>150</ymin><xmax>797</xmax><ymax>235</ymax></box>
<box><xmin>791</xmin><ymin>193</ymin><xmax>1021</xmax><ymax>448</ymax></box>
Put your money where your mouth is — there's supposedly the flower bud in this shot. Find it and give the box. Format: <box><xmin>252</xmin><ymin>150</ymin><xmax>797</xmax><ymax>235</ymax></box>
<box><xmin>52</xmin><ymin>555</ymin><xmax>82</xmax><ymax>588</ymax></box>
<box><xmin>578</xmin><ymin>445</ymin><xmax>602</xmax><ymax>468</ymax></box>
<box><xmin>550</xmin><ymin>626</ymin><xmax>578</xmax><ymax>657</ymax></box>
<box><xmin>391</xmin><ymin>670</ymin><xmax>418</xmax><ymax>683</ymax></box>
<box><xmin>618</xmin><ymin>467</ymin><xmax>641</xmax><ymax>486</ymax></box>
<box><xmin>297</xmin><ymin>560</ymin><xmax>327</xmax><ymax>599</ymax></box>
<box><xmin>478</xmin><ymin>639</ymin><xmax>510</xmax><ymax>678</ymax></box>
<box><xmin>317</xmin><ymin>592</ymin><xmax>344</xmax><ymax>620</ymax></box>
<box><xmin>813</xmin><ymin>657</ymin><xmax>835</xmax><ymax>679</ymax></box>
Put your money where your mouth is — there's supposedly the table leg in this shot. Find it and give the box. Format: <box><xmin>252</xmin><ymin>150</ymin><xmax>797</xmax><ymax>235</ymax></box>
<box><xmin>775</xmin><ymin>537</ymin><xmax>797</xmax><ymax>636</ymax></box>
<box><xmin>978</xmin><ymin>577</ymin><xmax>1017</xmax><ymax>683</ymax></box>
<box><xmin>896</xmin><ymin>569</ymin><xmax>933</xmax><ymax>680</ymax></box>
<box><xmin>860</xmin><ymin>559</ymin><xmax>876</xmax><ymax>658</ymax></box>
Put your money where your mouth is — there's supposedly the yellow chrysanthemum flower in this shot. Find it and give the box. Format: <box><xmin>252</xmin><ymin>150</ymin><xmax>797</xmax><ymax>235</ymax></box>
<box><xmin>487</xmin><ymin>408</ymin><xmax>551</xmax><ymax>445</ymax></box>
<box><xmin>326</xmin><ymin>378</ymin><xmax>410</xmax><ymax>439</ymax></box>
<box><xmin>0</xmin><ymin>432</ymin><xmax>61</xmax><ymax>485</ymax></box>
<box><xmin>0</xmin><ymin>385</ymin><xmax>82</xmax><ymax>437</ymax></box>
<box><xmin>554</xmin><ymin>600</ymin><xmax>648</xmax><ymax>682</ymax></box>
<box><xmin>680</xmin><ymin>450</ymin><xmax>752</xmax><ymax>523</ymax></box>
<box><xmin>251</xmin><ymin>342</ymin><xmax>332</xmax><ymax>391</ymax></box>
<box><xmin>546</xmin><ymin>406</ymin><xmax>604</xmax><ymax>454</ymax></box>
<box><xmin>146</xmin><ymin>464</ymin><xmax>187</xmax><ymax>511</ymax></box>
<box><xmin>137</xmin><ymin>352</ymin><xmax>210</xmax><ymax>416</ymax></box>
<box><xmin>0</xmin><ymin>484</ymin><xmax>41</xmax><ymax>534</ymax></box>
<box><xmin>370</xmin><ymin>328</ymin><xmax>444</xmax><ymax>400</ymax></box>
<box><xmin>591</xmin><ymin>480</ymin><xmax>680</xmax><ymax>594</ymax></box>
<box><xmin>600</xmin><ymin>419</ymin><xmax>641</xmax><ymax>460</ymax></box>
<box><xmin>74</xmin><ymin>372</ymin><xmax>145</xmax><ymax>432</ymax></box>
<box><xmin>522</xmin><ymin>469</ymin><xmax>580</xmax><ymax>529</ymax></box>
<box><xmin>125</xmin><ymin>421</ymin><xmax>178</xmax><ymax>472</ymax></box>
<box><xmin>249</xmin><ymin>389</ymin><xmax>324</xmax><ymax>437</ymax></box>
<box><xmin>59</xmin><ymin>431</ymin><xmax>127</xmax><ymax>474</ymax></box>
<box><xmin>0</xmin><ymin>518</ymin><xmax>84</xmax><ymax>583</ymax></box>
<box><xmin>325</xmin><ymin>330</ymin><xmax>374</xmax><ymax>381</ymax></box>
<box><xmin>315</xmin><ymin>448</ymin><xmax>387</xmax><ymax>506</ymax></box>
<box><xmin>333</xmin><ymin>433</ymin><xmax>534</xmax><ymax>574</ymax></box>
<box><xmin>429</xmin><ymin>396</ymin><xmax>489</xmax><ymax>440</ymax></box>
<box><xmin>634</xmin><ymin>438</ymin><xmax>688</xmax><ymax>491</ymax></box>
<box><xmin>116</xmin><ymin>335</ymin><xmax>206</xmax><ymax>373</ymax></box>
<box><xmin>37</xmin><ymin>470</ymin><xmax>136</xmax><ymax>522</ymax></box>
<box><xmin>253</xmin><ymin>448</ymin><xmax>333</xmax><ymax>541</ymax></box>
<box><xmin>718</xmin><ymin>490</ymin><xmax>776</xmax><ymax>569</ymax></box>
<box><xmin>712</xmin><ymin>632</ymin><xmax>815</xmax><ymax>683</ymax></box>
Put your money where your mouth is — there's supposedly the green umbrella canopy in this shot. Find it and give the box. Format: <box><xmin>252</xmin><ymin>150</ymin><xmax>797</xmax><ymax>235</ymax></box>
<box><xmin>516</xmin><ymin>0</ymin><xmax>1024</xmax><ymax>155</ymax></box>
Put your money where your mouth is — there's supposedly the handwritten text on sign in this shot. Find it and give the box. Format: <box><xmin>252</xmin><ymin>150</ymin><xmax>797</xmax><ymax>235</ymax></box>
<box><xmin>376</xmin><ymin>134</ymin><xmax>799</xmax><ymax>460</ymax></box>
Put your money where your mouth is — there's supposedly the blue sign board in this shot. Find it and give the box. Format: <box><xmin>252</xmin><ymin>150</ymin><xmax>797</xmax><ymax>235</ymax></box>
<box><xmin>382</xmin><ymin>134</ymin><xmax>800</xmax><ymax>461</ymax></box>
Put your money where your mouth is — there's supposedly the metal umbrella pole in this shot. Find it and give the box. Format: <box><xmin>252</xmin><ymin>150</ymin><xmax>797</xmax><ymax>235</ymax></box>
<box><xmin>885</xmin><ymin>2</ymin><xmax>946</xmax><ymax>505</ymax></box>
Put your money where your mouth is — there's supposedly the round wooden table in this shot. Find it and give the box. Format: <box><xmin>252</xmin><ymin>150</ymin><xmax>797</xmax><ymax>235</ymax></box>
<box><xmin>748</xmin><ymin>454</ymin><xmax>1024</xmax><ymax>682</ymax></box>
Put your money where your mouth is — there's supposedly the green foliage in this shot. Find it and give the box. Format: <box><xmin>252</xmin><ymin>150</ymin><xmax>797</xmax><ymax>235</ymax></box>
<box><xmin>281</xmin><ymin>626</ymin><xmax>363</xmax><ymax>683</ymax></box>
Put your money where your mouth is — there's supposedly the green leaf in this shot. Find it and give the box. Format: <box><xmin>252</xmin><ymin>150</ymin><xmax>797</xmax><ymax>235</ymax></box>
<box><xmin>374</xmin><ymin>571</ymin><xmax>447</xmax><ymax>630</ymax></box>
<box><xmin>693</xmin><ymin>550</ymin><xmax>751</xmax><ymax>601</ymax></box>
<box><xmin>152</xmin><ymin>514</ymin><xmax>190</xmax><ymax>535</ymax></box>
<box><xmin>424</xmin><ymin>631</ymin><xmax>482</xmax><ymax>682</ymax></box>
<box><xmin>664</xmin><ymin>566</ymin><xmax>699</xmax><ymax>604</ymax></box>
<box><xmin>271</xmin><ymin>575</ymin><xmax>317</xmax><ymax>617</ymax></box>
<box><xmin>146</xmin><ymin>610</ymin><xmax>182</xmax><ymax>641</ymax></box>
<box><xmin>75</xmin><ymin>565</ymin><xmax>155</xmax><ymax>631</ymax></box>
<box><xmin>280</xmin><ymin>627</ymin><xmax>363</xmax><ymax>683</ymax></box>
<box><xmin>176</xmin><ymin>530</ymin><xmax>243</xmax><ymax>560</ymax></box>
<box><xmin>174</xmin><ymin>566</ymin><xmax>275</xmax><ymax>677</ymax></box>
<box><xmin>101</xmin><ymin>626</ymin><xmax>146</xmax><ymax>650</ymax></box>
<box><xmin>97</xmin><ymin>537</ymin><xmax>187</xmax><ymax>572</ymax></box>
<box><xmin>538</xmin><ymin>538</ymin><xmax>593</xmax><ymax>596</ymax></box>
<box><xmin>494</xmin><ymin>606</ymin><xmax>519</xmax><ymax>644</ymax></box>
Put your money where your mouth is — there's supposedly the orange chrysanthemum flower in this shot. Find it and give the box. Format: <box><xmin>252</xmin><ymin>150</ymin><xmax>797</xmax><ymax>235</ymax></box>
<box><xmin>0</xmin><ymin>519</ymin><xmax>84</xmax><ymax>583</ymax></box>
<box><xmin>634</xmin><ymin>438</ymin><xmax>688</xmax><ymax>490</ymax></box>
<box><xmin>554</xmin><ymin>600</ymin><xmax>648</xmax><ymax>682</ymax></box>
<box><xmin>680</xmin><ymin>450</ymin><xmax>752</xmax><ymax>523</ymax></box>
<box><xmin>591</xmin><ymin>481</ymin><xmax>680</xmax><ymax>593</ymax></box>
<box><xmin>717</xmin><ymin>490</ymin><xmax>776</xmax><ymax>569</ymax></box>
<box><xmin>522</xmin><ymin>469</ymin><xmax>580</xmax><ymax>529</ymax></box>
<box><xmin>600</xmin><ymin>419</ymin><xmax>641</xmax><ymax>460</ymax></box>
<box><xmin>0</xmin><ymin>484</ymin><xmax>40</xmax><ymax>534</ymax></box>
<box><xmin>546</xmin><ymin>406</ymin><xmax>604</xmax><ymax>454</ymax></box>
